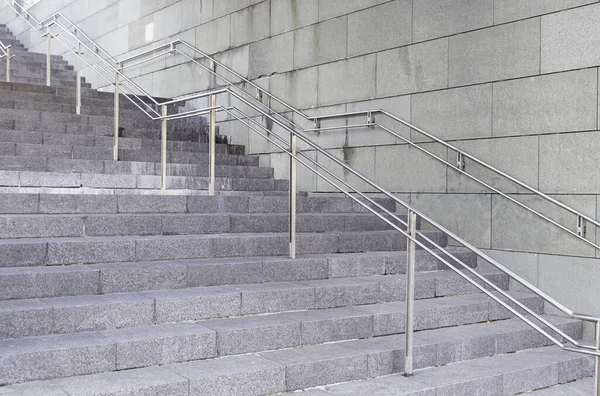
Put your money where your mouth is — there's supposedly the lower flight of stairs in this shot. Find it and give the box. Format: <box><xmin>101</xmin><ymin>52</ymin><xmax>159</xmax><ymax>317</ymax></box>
<box><xmin>0</xmin><ymin>24</ymin><xmax>596</xmax><ymax>396</ymax></box>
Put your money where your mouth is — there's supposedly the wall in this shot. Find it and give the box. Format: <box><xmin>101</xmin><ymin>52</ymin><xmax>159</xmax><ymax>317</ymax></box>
<box><xmin>2</xmin><ymin>0</ymin><xmax>600</xmax><ymax>322</ymax></box>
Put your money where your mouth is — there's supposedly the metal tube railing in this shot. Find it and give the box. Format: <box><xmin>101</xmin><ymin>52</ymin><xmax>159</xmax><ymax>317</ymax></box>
<box><xmin>311</xmin><ymin>109</ymin><xmax>600</xmax><ymax>238</ymax></box>
<box><xmin>220</xmin><ymin>102</ymin><xmax>600</xmax><ymax>359</ymax></box>
<box><xmin>0</xmin><ymin>39</ymin><xmax>12</xmax><ymax>82</ymax></box>
<box><xmin>224</xmin><ymin>88</ymin><xmax>600</xmax><ymax>350</ymax></box>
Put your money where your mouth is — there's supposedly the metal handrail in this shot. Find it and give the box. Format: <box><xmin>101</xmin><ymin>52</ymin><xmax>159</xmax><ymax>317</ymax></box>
<box><xmin>0</xmin><ymin>38</ymin><xmax>13</xmax><ymax>82</ymax></box>
<box><xmin>311</xmin><ymin>109</ymin><xmax>600</xmax><ymax>242</ymax></box>
<box><xmin>2</xmin><ymin>3</ymin><xmax>599</xmax><ymax>387</ymax></box>
<box><xmin>213</xmin><ymin>96</ymin><xmax>600</xmax><ymax>356</ymax></box>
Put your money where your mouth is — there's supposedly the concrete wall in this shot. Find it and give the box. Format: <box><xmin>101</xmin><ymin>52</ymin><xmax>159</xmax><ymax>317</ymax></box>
<box><xmin>2</xmin><ymin>0</ymin><xmax>600</xmax><ymax>319</ymax></box>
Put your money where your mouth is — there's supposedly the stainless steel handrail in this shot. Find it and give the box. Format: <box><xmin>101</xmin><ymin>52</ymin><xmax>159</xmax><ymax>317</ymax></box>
<box><xmin>211</xmin><ymin>96</ymin><xmax>600</xmax><ymax>356</ymax></box>
<box><xmin>312</xmin><ymin>109</ymin><xmax>600</xmax><ymax>234</ymax></box>
<box><xmin>3</xmin><ymin>3</ymin><xmax>599</xmax><ymax>387</ymax></box>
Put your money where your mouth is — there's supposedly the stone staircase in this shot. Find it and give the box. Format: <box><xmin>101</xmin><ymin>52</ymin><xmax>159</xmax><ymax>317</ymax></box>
<box><xmin>0</xmin><ymin>24</ymin><xmax>595</xmax><ymax>396</ymax></box>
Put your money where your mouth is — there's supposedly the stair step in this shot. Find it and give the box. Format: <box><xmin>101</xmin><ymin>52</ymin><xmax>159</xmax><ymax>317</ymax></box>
<box><xmin>0</xmin><ymin>131</ymin><xmax>232</xmax><ymax>154</ymax></box>
<box><xmin>0</xmin><ymin>193</ymin><xmax>395</xmax><ymax>215</ymax></box>
<box><xmin>0</xmin><ymin>248</ymin><xmax>477</xmax><ymax>300</ymax></box>
<box><xmin>320</xmin><ymin>344</ymin><xmax>594</xmax><ymax>396</ymax></box>
<box><xmin>0</xmin><ymin>315</ymin><xmax>583</xmax><ymax>390</ymax></box>
<box><xmin>0</xmin><ymin>212</ymin><xmax>402</xmax><ymax>239</ymax></box>
<box><xmin>0</xmin><ymin>170</ymin><xmax>281</xmax><ymax>191</ymax></box>
<box><xmin>0</xmin><ymin>156</ymin><xmax>266</xmax><ymax>177</ymax></box>
<box><xmin>527</xmin><ymin>377</ymin><xmax>595</xmax><ymax>395</ymax></box>
<box><xmin>0</xmin><ymin>269</ymin><xmax>509</xmax><ymax>338</ymax></box>
<box><xmin>0</xmin><ymin>229</ymin><xmax>446</xmax><ymax>267</ymax></box>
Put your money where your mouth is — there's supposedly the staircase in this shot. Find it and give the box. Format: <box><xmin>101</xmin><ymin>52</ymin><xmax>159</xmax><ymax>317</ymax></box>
<box><xmin>0</xmin><ymin>24</ymin><xmax>595</xmax><ymax>396</ymax></box>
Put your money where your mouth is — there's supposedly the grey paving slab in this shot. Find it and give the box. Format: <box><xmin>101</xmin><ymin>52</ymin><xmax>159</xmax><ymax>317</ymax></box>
<box><xmin>170</xmin><ymin>354</ymin><xmax>286</xmax><ymax>396</ymax></box>
<box><xmin>261</xmin><ymin>343</ymin><xmax>368</xmax><ymax>391</ymax></box>
<box><xmin>203</xmin><ymin>314</ymin><xmax>302</xmax><ymax>355</ymax></box>
<box><xmin>231</xmin><ymin>281</ymin><xmax>315</xmax><ymax>314</ymax></box>
<box><xmin>101</xmin><ymin>323</ymin><xmax>217</xmax><ymax>370</ymax></box>
<box><xmin>54</xmin><ymin>366</ymin><xmax>189</xmax><ymax>396</ymax></box>
<box><xmin>282</xmin><ymin>307</ymin><xmax>373</xmax><ymax>345</ymax></box>
<box><xmin>0</xmin><ymin>332</ymin><xmax>116</xmax><ymax>385</ymax></box>
<box><xmin>147</xmin><ymin>286</ymin><xmax>241</xmax><ymax>323</ymax></box>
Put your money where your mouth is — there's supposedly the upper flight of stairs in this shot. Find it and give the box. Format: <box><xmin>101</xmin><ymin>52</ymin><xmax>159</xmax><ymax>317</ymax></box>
<box><xmin>0</xmin><ymin>24</ymin><xmax>596</xmax><ymax>396</ymax></box>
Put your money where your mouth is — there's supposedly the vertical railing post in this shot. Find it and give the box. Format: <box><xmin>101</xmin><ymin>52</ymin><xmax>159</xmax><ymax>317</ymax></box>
<box><xmin>113</xmin><ymin>71</ymin><xmax>120</xmax><ymax>161</ymax></box>
<box><xmin>5</xmin><ymin>46</ymin><xmax>10</xmax><ymax>83</ymax></box>
<box><xmin>595</xmin><ymin>320</ymin><xmax>599</xmax><ymax>396</ymax></box>
<box><xmin>208</xmin><ymin>94</ymin><xmax>216</xmax><ymax>196</ymax></box>
<box><xmin>289</xmin><ymin>133</ymin><xmax>297</xmax><ymax>259</ymax></box>
<box><xmin>45</xmin><ymin>30</ymin><xmax>51</xmax><ymax>87</ymax></box>
<box><xmin>75</xmin><ymin>42</ymin><xmax>81</xmax><ymax>115</ymax></box>
<box><xmin>161</xmin><ymin>105</ymin><xmax>168</xmax><ymax>192</ymax></box>
<box><xmin>404</xmin><ymin>209</ymin><xmax>417</xmax><ymax>376</ymax></box>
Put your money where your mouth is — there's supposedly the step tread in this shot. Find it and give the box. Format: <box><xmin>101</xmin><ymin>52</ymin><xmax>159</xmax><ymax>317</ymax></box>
<box><xmin>0</xmin><ymin>317</ymin><xmax>585</xmax><ymax>393</ymax></box>
<box><xmin>319</xmin><ymin>344</ymin><xmax>593</xmax><ymax>395</ymax></box>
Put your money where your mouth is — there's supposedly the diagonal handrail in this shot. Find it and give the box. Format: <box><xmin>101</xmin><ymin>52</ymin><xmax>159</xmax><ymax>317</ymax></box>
<box><xmin>311</xmin><ymin>109</ymin><xmax>600</xmax><ymax>241</ymax></box>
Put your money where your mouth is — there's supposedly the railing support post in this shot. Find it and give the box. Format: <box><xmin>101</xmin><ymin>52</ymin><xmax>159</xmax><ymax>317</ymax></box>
<box><xmin>595</xmin><ymin>320</ymin><xmax>600</xmax><ymax>396</ymax></box>
<box><xmin>5</xmin><ymin>46</ymin><xmax>10</xmax><ymax>83</ymax></box>
<box><xmin>161</xmin><ymin>104</ymin><xmax>168</xmax><ymax>192</ymax></box>
<box><xmin>113</xmin><ymin>71</ymin><xmax>119</xmax><ymax>161</ymax></box>
<box><xmin>208</xmin><ymin>94</ymin><xmax>216</xmax><ymax>196</ymax></box>
<box><xmin>289</xmin><ymin>133</ymin><xmax>297</xmax><ymax>259</ymax></box>
<box><xmin>76</xmin><ymin>42</ymin><xmax>81</xmax><ymax>115</ymax></box>
<box><xmin>46</xmin><ymin>30</ymin><xmax>51</xmax><ymax>87</ymax></box>
<box><xmin>404</xmin><ymin>209</ymin><xmax>417</xmax><ymax>376</ymax></box>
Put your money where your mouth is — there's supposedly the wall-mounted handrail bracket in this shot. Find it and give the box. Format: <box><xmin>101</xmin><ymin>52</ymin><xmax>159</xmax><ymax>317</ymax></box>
<box><xmin>367</xmin><ymin>112</ymin><xmax>375</xmax><ymax>127</ymax></box>
<box><xmin>577</xmin><ymin>215</ymin><xmax>587</xmax><ymax>238</ymax></box>
<box><xmin>313</xmin><ymin>118</ymin><xmax>321</xmax><ymax>131</ymax></box>
<box><xmin>457</xmin><ymin>152</ymin><xmax>466</xmax><ymax>171</ymax></box>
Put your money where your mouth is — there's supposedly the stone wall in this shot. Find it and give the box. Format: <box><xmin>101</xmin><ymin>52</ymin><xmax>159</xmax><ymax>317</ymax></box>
<box><xmin>2</xmin><ymin>0</ymin><xmax>600</xmax><ymax>322</ymax></box>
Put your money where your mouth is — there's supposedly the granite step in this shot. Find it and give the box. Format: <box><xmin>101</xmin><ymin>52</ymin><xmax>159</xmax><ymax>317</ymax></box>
<box><xmin>0</xmin><ymin>170</ymin><xmax>282</xmax><ymax>191</ymax></box>
<box><xmin>0</xmin><ymin>212</ymin><xmax>405</xmax><ymax>239</ymax></box>
<box><xmin>0</xmin><ymin>131</ymin><xmax>236</xmax><ymax>155</ymax></box>
<box><xmin>0</xmin><ymin>316</ymin><xmax>583</xmax><ymax>391</ymax></box>
<box><xmin>526</xmin><ymin>377</ymin><xmax>595</xmax><ymax>395</ymax></box>
<box><xmin>0</xmin><ymin>248</ymin><xmax>477</xmax><ymax>300</ymax></box>
<box><xmin>315</xmin><ymin>344</ymin><xmax>594</xmax><ymax>396</ymax></box>
<box><xmin>0</xmin><ymin>269</ymin><xmax>511</xmax><ymax>339</ymax></box>
<box><xmin>0</xmin><ymin>229</ymin><xmax>447</xmax><ymax>267</ymax></box>
<box><xmin>0</xmin><ymin>193</ymin><xmax>396</xmax><ymax>215</ymax></box>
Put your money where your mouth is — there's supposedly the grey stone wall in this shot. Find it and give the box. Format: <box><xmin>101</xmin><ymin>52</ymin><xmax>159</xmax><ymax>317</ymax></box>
<box><xmin>2</xmin><ymin>0</ymin><xmax>600</xmax><ymax>318</ymax></box>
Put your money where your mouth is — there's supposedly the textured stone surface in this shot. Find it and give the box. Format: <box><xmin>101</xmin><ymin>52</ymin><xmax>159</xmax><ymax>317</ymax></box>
<box><xmin>55</xmin><ymin>366</ymin><xmax>189</xmax><ymax>396</ymax></box>
<box><xmin>492</xmin><ymin>68</ymin><xmax>597</xmax><ymax>137</ymax></box>
<box><xmin>413</xmin><ymin>0</ymin><xmax>494</xmax><ymax>42</ymax></box>
<box><xmin>541</xmin><ymin>3</ymin><xmax>600</xmax><ymax>73</ymax></box>
<box><xmin>282</xmin><ymin>307</ymin><xmax>373</xmax><ymax>344</ymax></box>
<box><xmin>412</xmin><ymin>84</ymin><xmax>492</xmax><ymax>141</ymax></box>
<box><xmin>449</xmin><ymin>18</ymin><xmax>541</xmax><ymax>86</ymax></box>
<box><xmin>171</xmin><ymin>354</ymin><xmax>286</xmax><ymax>396</ymax></box>
<box><xmin>150</xmin><ymin>286</ymin><xmax>241</xmax><ymax>323</ymax></box>
<box><xmin>293</xmin><ymin>17</ymin><xmax>347</xmax><ymax>69</ymax></box>
<box><xmin>347</xmin><ymin>0</ymin><xmax>412</xmax><ymax>57</ymax></box>
<box><xmin>102</xmin><ymin>324</ymin><xmax>217</xmax><ymax>370</ymax></box>
<box><xmin>203</xmin><ymin>315</ymin><xmax>301</xmax><ymax>355</ymax></box>
<box><xmin>261</xmin><ymin>343</ymin><xmax>368</xmax><ymax>391</ymax></box>
<box><xmin>377</xmin><ymin>38</ymin><xmax>449</xmax><ymax>97</ymax></box>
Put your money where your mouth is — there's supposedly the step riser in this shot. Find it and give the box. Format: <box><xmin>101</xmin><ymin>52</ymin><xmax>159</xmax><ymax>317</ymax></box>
<box><xmin>0</xmin><ymin>230</ymin><xmax>446</xmax><ymax>267</ymax></box>
<box><xmin>0</xmin><ymin>294</ymin><xmax>555</xmax><ymax>386</ymax></box>
<box><xmin>0</xmin><ymin>194</ymin><xmax>396</xmax><ymax>215</ymax></box>
<box><xmin>0</xmin><ymin>173</ymin><xmax>283</xmax><ymax>192</ymax></box>
<box><xmin>0</xmin><ymin>213</ymin><xmax>401</xmax><ymax>239</ymax></box>
<box><xmin>0</xmin><ymin>158</ymin><xmax>265</xmax><ymax>178</ymax></box>
<box><xmin>0</xmin><ymin>273</ymin><xmax>510</xmax><ymax>340</ymax></box>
